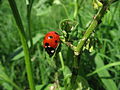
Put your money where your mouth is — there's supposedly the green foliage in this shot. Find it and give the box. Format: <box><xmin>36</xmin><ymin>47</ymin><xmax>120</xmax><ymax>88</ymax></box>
<box><xmin>0</xmin><ymin>0</ymin><xmax>120</xmax><ymax>90</ymax></box>
<box><xmin>0</xmin><ymin>62</ymin><xmax>22</xmax><ymax>90</ymax></box>
<box><xmin>95</xmin><ymin>54</ymin><xmax>117</xmax><ymax>90</ymax></box>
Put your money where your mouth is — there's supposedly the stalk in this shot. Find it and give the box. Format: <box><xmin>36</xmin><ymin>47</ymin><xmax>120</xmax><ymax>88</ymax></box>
<box><xmin>26</xmin><ymin>0</ymin><xmax>34</xmax><ymax>48</ymax></box>
<box><xmin>71</xmin><ymin>0</ymin><xmax>111</xmax><ymax>81</ymax></box>
<box><xmin>73</xmin><ymin>0</ymin><xmax>78</xmax><ymax>19</ymax></box>
<box><xmin>59</xmin><ymin>52</ymin><xmax>64</xmax><ymax>70</ymax></box>
<box><xmin>7</xmin><ymin>0</ymin><xmax>35</xmax><ymax>90</ymax></box>
<box><xmin>75</xmin><ymin>1</ymin><xmax>109</xmax><ymax>55</ymax></box>
<box><xmin>75</xmin><ymin>19</ymin><xmax>98</xmax><ymax>54</ymax></box>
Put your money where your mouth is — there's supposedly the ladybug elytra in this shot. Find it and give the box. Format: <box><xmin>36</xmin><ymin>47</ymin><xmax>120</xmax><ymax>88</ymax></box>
<box><xmin>43</xmin><ymin>31</ymin><xmax>60</xmax><ymax>56</ymax></box>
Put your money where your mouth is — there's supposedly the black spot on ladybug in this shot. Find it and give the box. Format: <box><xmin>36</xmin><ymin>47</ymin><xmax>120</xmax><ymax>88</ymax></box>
<box><xmin>55</xmin><ymin>40</ymin><xmax>58</xmax><ymax>43</ymax></box>
<box><xmin>45</xmin><ymin>43</ymin><xmax>49</xmax><ymax>46</ymax></box>
<box><xmin>55</xmin><ymin>32</ymin><xmax>59</xmax><ymax>35</ymax></box>
<box><xmin>48</xmin><ymin>36</ymin><xmax>53</xmax><ymax>39</ymax></box>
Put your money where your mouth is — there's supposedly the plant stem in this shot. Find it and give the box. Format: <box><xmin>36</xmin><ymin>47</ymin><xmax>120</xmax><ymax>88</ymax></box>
<box><xmin>75</xmin><ymin>19</ymin><xmax>98</xmax><ymax>54</ymax></box>
<box><xmin>73</xmin><ymin>0</ymin><xmax>85</xmax><ymax>20</ymax></box>
<box><xmin>61</xmin><ymin>4</ymin><xmax>69</xmax><ymax>18</ymax></box>
<box><xmin>60</xmin><ymin>39</ymin><xmax>76</xmax><ymax>51</ymax></box>
<box><xmin>26</xmin><ymin>0</ymin><xmax>33</xmax><ymax>48</ymax></box>
<box><xmin>7</xmin><ymin>0</ymin><xmax>35</xmax><ymax>90</ymax></box>
<box><xmin>75</xmin><ymin>1</ymin><xmax>109</xmax><ymax>55</ymax></box>
<box><xmin>71</xmin><ymin>0</ymin><xmax>111</xmax><ymax>79</ymax></box>
<box><xmin>19</xmin><ymin>31</ymin><xmax>35</xmax><ymax>90</ymax></box>
<box><xmin>74</xmin><ymin>0</ymin><xmax>78</xmax><ymax>19</ymax></box>
<box><xmin>59</xmin><ymin>52</ymin><xmax>64</xmax><ymax>70</ymax></box>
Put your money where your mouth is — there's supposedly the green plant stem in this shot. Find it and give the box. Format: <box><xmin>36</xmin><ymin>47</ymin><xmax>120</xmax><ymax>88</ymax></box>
<box><xmin>73</xmin><ymin>55</ymin><xmax>79</xmax><ymax>70</ymax></box>
<box><xmin>73</xmin><ymin>0</ymin><xmax>78</xmax><ymax>19</ymax></box>
<box><xmin>71</xmin><ymin>0</ymin><xmax>110</xmax><ymax>80</ymax></box>
<box><xmin>26</xmin><ymin>0</ymin><xmax>33</xmax><ymax>48</ymax></box>
<box><xmin>60</xmin><ymin>39</ymin><xmax>76</xmax><ymax>51</ymax></box>
<box><xmin>75</xmin><ymin>18</ymin><xmax>98</xmax><ymax>55</ymax></box>
<box><xmin>61</xmin><ymin>4</ymin><xmax>69</xmax><ymax>18</ymax></box>
<box><xmin>8</xmin><ymin>0</ymin><xmax>26</xmax><ymax>37</ymax></box>
<box><xmin>73</xmin><ymin>0</ymin><xmax>85</xmax><ymax>20</ymax></box>
<box><xmin>19</xmin><ymin>31</ymin><xmax>35</xmax><ymax>90</ymax></box>
<box><xmin>7</xmin><ymin>0</ymin><xmax>35</xmax><ymax>90</ymax></box>
<box><xmin>27</xmin><ymin>12</ymin><xmax>33</xmax><ymax>48</ymax></box>
<box><xmin>59</xmin><ymin>52</ymin><xmax>64</xmax><ymax>70</ymax></box>
<box><xmin>75</xmin><ymin>1</ymin><xmax>110</xmax><ymax>55</ymax></box>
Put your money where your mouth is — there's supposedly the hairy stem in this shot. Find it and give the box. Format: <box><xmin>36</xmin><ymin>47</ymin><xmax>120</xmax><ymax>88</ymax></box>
<box><xmin>75</xmin><ymin>1</ymin><xmax>109</xmax><ymax>55</ymax></box>
<box><xmin>72</xmin><ymin>0</ymin><xmax>111</xmax><ymax>79</ymax></box>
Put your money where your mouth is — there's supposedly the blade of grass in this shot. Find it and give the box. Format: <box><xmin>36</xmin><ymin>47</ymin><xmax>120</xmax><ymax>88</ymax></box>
<box><xmin>90</xmin><ymin>54</ymin><xmax>118</xmax><ymax>90</ymax></box>
<box><xmin>87</xmin><ymin>56</ymin><xmax>120</xmax><ymax>77</ymax></box>
<box><xmin>0</xmin><ymin>63</ymin><xmax>22</xmax><ymax>90</ymax></box>
<box><xmin>87</xmin><ymin>61</ymin><xmax>120</xmax><ymax>77</ymax></box>
<box><xmin>26</xmin><ymin>0</ymin><xmax>34</xmax><ymax>48</ymax></box>
<box><xmin>7</xmin><ymin>0</ymin><xmax>35</xmax><ymax>90</ymax></box>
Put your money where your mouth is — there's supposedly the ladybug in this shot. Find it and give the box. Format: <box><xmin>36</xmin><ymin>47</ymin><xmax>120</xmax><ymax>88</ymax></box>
<box><xmin>43</xmin><ymin>31</ymin><xmax>60</xmax><ymax>56</ymax></box>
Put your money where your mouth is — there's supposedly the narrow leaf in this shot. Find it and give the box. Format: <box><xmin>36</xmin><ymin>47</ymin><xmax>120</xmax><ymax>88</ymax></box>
<box><xmin>94</xmin><ymin>54</ymin><xmax>117</xmax><ymax>90</ymax></box>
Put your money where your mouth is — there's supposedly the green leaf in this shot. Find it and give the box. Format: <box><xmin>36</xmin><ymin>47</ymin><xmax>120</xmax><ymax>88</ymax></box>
<box><xmin>102</xmin><ymin>10</ymin><xmax>112</xmax><ymax>26</ymax></box>
<box><xmin>35</xmin><ymin>84</ymin><xmax>45</xmax><ymax>90</ymax></box>
<box><xmin>11</xmin><ymin>33</ymin><xmax>44</xmax><ymax>60</ymax></box>
<box><xmin>63</xmin><ymin>66</ymin><xmax>72</xmax><ymax>84</ymax></box>
<box><xmin>33</xmin><ymin>0</ymin><xmax>52</xmax><ymax>16</ymax></box>
<box><xmin>2</xmin><ymin>83</ymin><xmax>13</xmax><ymax>90</ymax></box>
<box><xmin>87</xmin><ymin>57</ymin><xmax>120</xmax><ymax>77</ymax></box>
<box><xmin>44</xmin><ymin>84</ymin><xmax>56</xmax><ymax>90</ymax></box>
<box><xmin>59</xmin><ymin>19</ymin><xmax>78</xmax><ymax>32</ymax></box>
<box><xmin>67</xmin><ymin>75</ymin><xmax>90</xmax><ymax>90</ymax></box>
<box><xmin>36</xmin><ymin>84</ymin><xmax>64</xmax><ymax>90</ymax></box>
<box><xmin>94</xmin><ymin>54</ymin><xmax>118</xmax><ymax>90</ymax></box>
<box><xmin>76</xmin><ymin>76</ymin><xmax>90</xmax><ymax>90</ymax></box>
<box><xmin>0</xmin><ymin>62</ymin><xmax>22</xmax><ymax>90</ymax></box>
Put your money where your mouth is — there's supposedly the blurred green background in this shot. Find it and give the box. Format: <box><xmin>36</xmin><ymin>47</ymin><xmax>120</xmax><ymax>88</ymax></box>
<box><xmin>0</xmin><ymin>0</ymin><xmax>120</xmax><ymax>90</ymax></box>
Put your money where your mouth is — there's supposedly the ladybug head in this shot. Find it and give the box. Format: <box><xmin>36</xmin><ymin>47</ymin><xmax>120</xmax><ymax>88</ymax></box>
<box><xmin>43</xmin><ymin>31</ymin><xmax>60</xmax><ymax>56</ymax></box>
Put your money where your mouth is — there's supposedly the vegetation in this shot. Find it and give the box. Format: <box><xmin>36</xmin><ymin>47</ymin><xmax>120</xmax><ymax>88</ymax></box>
<box><xmin>0</xmin><ymin>0</ymin><xmax>120</xmax><ymax>90</ymax></box>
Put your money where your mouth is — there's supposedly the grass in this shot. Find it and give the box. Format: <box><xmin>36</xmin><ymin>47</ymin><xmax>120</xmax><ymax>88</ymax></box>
<box><xmin>0</xmin><ymin>0</ymin><xmax>120</xmax><ymax>90</ymax></box>
<box><xmin>8</xmin><ymin>0</ymin><xmax>35</xmax><ymax>90</ymax></box>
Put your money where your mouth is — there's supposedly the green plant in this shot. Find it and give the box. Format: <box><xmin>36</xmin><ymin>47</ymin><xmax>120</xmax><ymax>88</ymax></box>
<box><xmin>0</xmin><ymin>0</ymin><xmax>120</xmax><ymax>90</ymax></box>
<box><xmin>7</xmin><ymin>0</ymin><xmax>35</xmax><ymax>90</ymax></box>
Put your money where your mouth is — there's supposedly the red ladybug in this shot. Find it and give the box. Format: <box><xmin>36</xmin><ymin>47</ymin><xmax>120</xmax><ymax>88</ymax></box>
<box><xmin>43</xmin><ymin>31</ymin><xmax>60</xmax><ymax>56</ymax></box>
